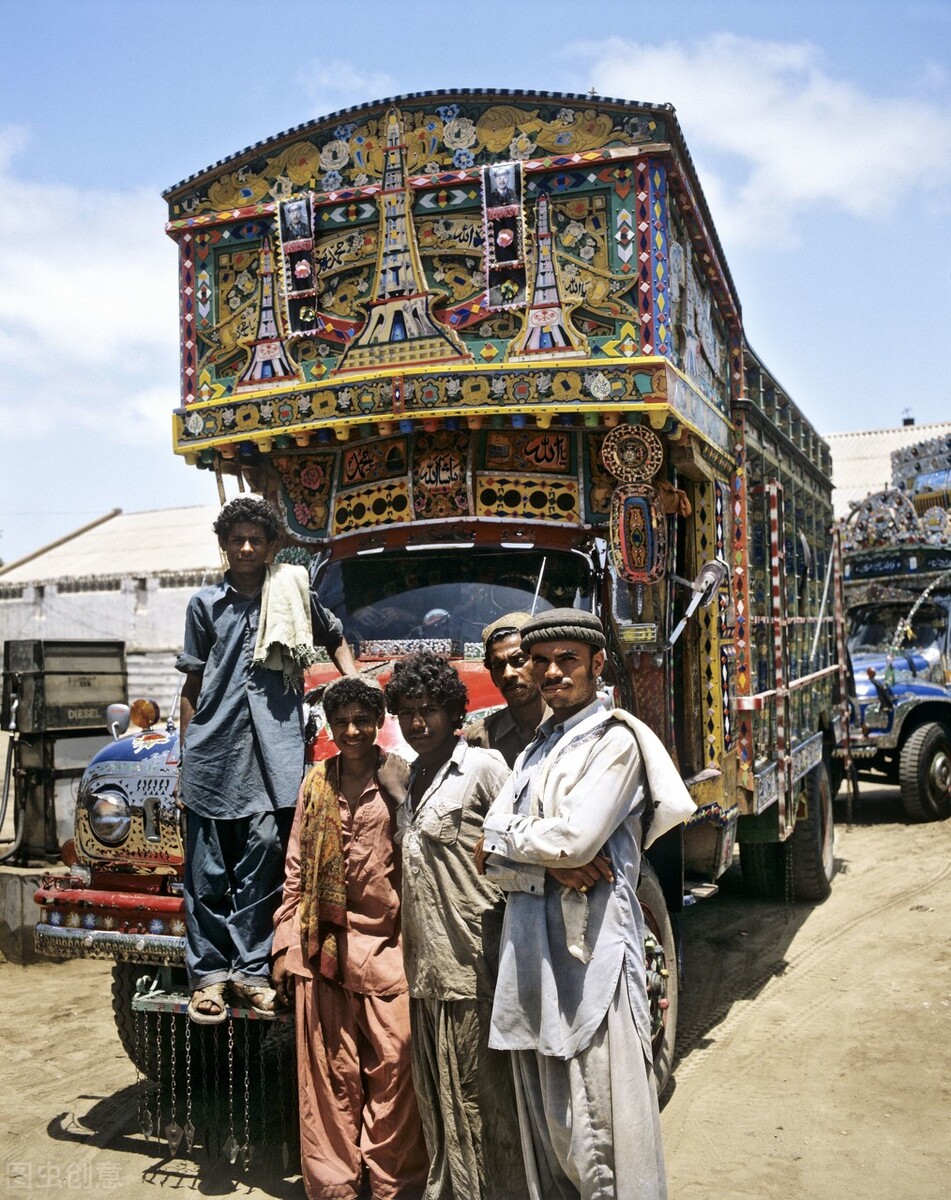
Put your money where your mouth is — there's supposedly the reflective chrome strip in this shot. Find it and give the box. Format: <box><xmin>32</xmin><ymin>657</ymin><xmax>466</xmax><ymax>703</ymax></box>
<box><xmin>34</xmin><ymin>923</ymin><xmax>185</xmax><ymax>964</ymax></box>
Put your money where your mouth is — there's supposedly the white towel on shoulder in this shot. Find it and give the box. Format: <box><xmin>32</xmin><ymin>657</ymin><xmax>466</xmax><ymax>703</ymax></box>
<box><xmin>252</xmin><ymin>563</ymin><xmax>318</xmax><ymax>691</ymax></box>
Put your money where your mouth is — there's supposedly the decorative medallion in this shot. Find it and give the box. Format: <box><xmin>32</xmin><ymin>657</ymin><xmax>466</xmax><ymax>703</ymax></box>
<box><xmin>601</xmin><ymin>424</ymin><xmax>664</xmax><ymax>482</ymax></box>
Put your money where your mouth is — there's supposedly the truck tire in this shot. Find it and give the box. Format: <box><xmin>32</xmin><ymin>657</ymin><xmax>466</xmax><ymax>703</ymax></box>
<box><xmin>826</xmin><ymin>750</ymin><xmax>845</xmax><ymax>800</ymax></box>
<box><xmin>111</xmin><ymin>961</ymin><xmax>189</xmax><ymax>1082</ymax></box>
<box><xmin>637</xmin><ymin>860</ymin><xmax>678</xmax><ymax>1096</ymax></box>
<box><xmin>740</xmin><ymin>763</ymin><xmax>835</xmax><ymax>903</ymax></box>
<box><xmin>739</xmin><ymin>841</ymin><xmax>784</xmax><ymax>900</ymax></box>
<box><xmin>790</xmin><ymin>761</ymin><xmax>835</xmax><ymax>902</ymax></box>
<box><xmin>899</xmin><ymin>723</ymin><xmax>951</xmax><ymax>822</ymax></box>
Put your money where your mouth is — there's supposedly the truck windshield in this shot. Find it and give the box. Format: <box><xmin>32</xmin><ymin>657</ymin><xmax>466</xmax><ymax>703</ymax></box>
<box><xmin>319</xmin><ymin>547</ymin><xmax>594</xmax><ymax>658</ymax></box>
<box><xmin>848</xmin><ymin>604</ymin><xmax>946</xmax><ymax>654</ymax></box>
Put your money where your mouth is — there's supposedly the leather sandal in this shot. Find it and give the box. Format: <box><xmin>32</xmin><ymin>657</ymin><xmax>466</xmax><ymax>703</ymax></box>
<box><xmin>229</xmin><ymin>979</ymin><xmax>277</xmax><ymax>1015</ymax></box>
<box><xmin>187</xmin><ymin>981</ymin><xmax>228</xmax><ymax>1025</ymax></box>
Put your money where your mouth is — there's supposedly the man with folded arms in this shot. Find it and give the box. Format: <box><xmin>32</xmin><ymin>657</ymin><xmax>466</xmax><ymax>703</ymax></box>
<box><xmin>478</xmin><ymin>608</ymin><xmax>693</xmax><ymax>1200</ymax></box>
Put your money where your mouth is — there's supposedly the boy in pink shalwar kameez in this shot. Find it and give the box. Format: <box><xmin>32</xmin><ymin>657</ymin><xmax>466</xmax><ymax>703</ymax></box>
<box><xmin>273</xmin><ymin>676</ymin><xmax>427</xmax><ymax>1200</ymax></box>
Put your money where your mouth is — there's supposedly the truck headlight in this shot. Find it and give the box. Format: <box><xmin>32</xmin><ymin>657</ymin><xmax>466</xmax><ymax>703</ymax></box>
<box><xmin>88</xmin><ymin>790</ymin><xmax>132</xmax><ymax>845</ymax></box>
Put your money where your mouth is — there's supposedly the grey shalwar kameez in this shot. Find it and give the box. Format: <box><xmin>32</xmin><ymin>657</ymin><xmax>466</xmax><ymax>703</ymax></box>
<box><xmin>176</xmin><ymin>572</ymin><xmax>343</xmax><ymax>990</ymax></box>
<box><xmin>397</xmin><ymin>738</ymin><xmax>527</xmax><ymax>1200</ymax></box>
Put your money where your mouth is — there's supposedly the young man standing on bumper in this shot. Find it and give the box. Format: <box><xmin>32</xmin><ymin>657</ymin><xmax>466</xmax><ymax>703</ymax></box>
<box><xmin>177</xmin><ymin>496</ymin><xmax>356</xmax><ymax>1023</ymax></box>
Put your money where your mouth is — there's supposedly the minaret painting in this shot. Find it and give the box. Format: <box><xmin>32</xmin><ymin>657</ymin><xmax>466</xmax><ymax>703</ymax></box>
<box><xmin>236</xmin><ymin>237</ymin><xmax>297</xmax><ymax>390</ymax></box>
<box><xmin>509</xmin><ymin>192</ymin><xmax>586</xmax><ymax>360</ymax></box>
<box><xmin>337</xmin><ymin>109</ymin><xmax>468</xmax><ymax>373</ymax></box>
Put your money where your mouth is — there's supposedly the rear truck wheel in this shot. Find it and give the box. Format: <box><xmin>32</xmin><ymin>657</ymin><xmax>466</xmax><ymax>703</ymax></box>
<box><xmin>111</xmin><ymin>962</ymin><xmax>298</xmax><ymax>1151</ymax></box>
<box><xmin>637</xmin><ymin>860</ymin><xmax>678</xmax><ymax>1096</ymax></box>
<box><xmin>112</xmin><ymin>962</ymin><xmax>191</xmax><ymax>1083</ymax></box>
<box><xmin>790</xmin><ymin>760</ymin><xmax>835</xmax><ymax>903</ymax></box>
<box><xmin>899</xmin><ymin>723</ymin><xmax>951</xmax><ymax>822</ymax></box>
<box><xmin>111</xmin><ymin>962</ymin><xmax>279</xmax><ymax>1084</ymax></box>
<box><xmin>739</xmin><ymin>841</ymin><xmax>784</xmax><ymax>900</ymax></box>
<box><xmin>826</xmin><ymin>749</ymin><xmax>845</xmax><ymax>800</ymax></box>
<box><xmin>740</xmin><ymin>761</ymin><xmax>835</xmax><ymax>903</ymax></box>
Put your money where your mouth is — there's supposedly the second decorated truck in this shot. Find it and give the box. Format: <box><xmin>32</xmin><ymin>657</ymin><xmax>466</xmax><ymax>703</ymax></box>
<box><xmin>841</xmin><ymin>429</ymin><xmax>951</xmax><ymax>821</ymax></box>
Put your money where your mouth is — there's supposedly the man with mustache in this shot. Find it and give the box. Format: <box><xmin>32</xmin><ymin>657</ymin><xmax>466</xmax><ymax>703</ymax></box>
<box><xmin>464</xmin><ymin>612</ymin><xmax>550</xmax><ymax>769</ymax></box>
<box><xmin>478</xmin><ymin>608</ymin><xmax>693</xmax><ymax>1200</ymax></box>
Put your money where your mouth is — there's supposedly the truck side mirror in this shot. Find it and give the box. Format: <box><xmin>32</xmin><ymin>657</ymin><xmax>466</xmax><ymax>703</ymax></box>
<box><xmin>106</xmin><ymin>703</ymin><xmax>131</xmax><ymax>740</ymax></box>
<box><xmin>693</xmin><ymin>560</ymin><xmax>729</xmax><ymax>608</ymax></box>
<box><xmin>667</xmin><ymin>560</ymin><xmax>729</xmax><ymax>649</ymax></box>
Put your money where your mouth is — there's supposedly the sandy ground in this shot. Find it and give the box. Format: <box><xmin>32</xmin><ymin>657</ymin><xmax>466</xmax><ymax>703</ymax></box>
<box><xmin>1</xmin><ymin>781</ymin><xmax>949</xmax><ymax>1199</ymax></box>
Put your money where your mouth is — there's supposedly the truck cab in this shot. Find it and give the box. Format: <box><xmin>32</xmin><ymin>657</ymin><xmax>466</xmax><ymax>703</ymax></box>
<box><xmin>845</xmin><ymin>586</ymin><xmax>951</xmax><ymax>820</ymax></box>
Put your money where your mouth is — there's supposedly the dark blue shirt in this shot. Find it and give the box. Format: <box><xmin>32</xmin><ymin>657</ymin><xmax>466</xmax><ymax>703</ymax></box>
<box><xmin>175</xmin><ymin>575</ymin><xmax>343</xmax><ymax>820</ymax></box>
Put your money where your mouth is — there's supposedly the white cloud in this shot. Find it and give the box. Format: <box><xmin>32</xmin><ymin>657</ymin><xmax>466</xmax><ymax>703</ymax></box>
<box><xmin>294</xmin><ymin>59</ymin><xmax>399</xmax><ymax>117</ymax></box>
<box><xmin>0</xmin><ymin>128</ymin><xmax>179</xmax><ymax>444</ymax></box>
<box><xmin>120</xmin><ymin>382</ymin><xmax>183</xmax><ymax>447</ymax></box>
<box><xmin>0</xmin><ymin>174</ymin><xmax>176</xmax><ymax>363</ymax></box>
<box><xmin>578</xmin><ymin>34</ymin><xmax>951</xmax><ymax>246</ymax></box>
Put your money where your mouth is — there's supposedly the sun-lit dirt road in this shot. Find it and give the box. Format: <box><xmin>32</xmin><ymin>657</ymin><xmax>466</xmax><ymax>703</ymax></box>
<box><xmin>1</xmin><ymin>782</ymin><xmax>949</xmax><ymax>1198</ymax></box>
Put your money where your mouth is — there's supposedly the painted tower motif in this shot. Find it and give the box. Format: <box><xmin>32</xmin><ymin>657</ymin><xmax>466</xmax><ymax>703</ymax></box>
<box><xmin>338</xmin><ymin>109</ymin><xmax>468</xmax><ymax>373</ymax></box>
<box><xmin>510</xmin><ymin>192</ymin><xmax>586</xmax><ymax>360</ymax></box>
<box><xmin>237</xmin><ymin>237</ymin><xmax>297</xmax><ymax>390</ymax></box>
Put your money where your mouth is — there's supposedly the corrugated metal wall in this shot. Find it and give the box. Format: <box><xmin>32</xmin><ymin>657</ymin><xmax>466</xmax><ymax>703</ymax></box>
<box><xmin>126</xmin><ymin>651</ymin><xmax>184</xmax><ymax>725</ymax></box>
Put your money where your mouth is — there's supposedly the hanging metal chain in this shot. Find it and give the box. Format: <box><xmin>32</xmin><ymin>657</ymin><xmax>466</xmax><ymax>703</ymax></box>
<box><xmin>165</xmin><ymin>1013</ymin><xmax>183</xmax><ymax>1157</ymax></box>
<box><xmin>223</xmin><ymin>1018</ymin><xmax>238</xmax><ymax>1164</ymax></box>
<box><xmin>154</xmin><ymin>1011</ymin><xmax>164</xmax><ymax>1143</ymax></box>
<box><xmin>144</xmin><ymin>1011</ymin><xmax>159</xmax><ymax>1140</ymax></box>
<box><xmin>184</xmin><ymin>1014</ymin><xmax>196</xmax><ymax>1153</ymax></box>
<box><xmin>134</xmin><ymin>998</ymin><xmax>151</xmax><ymax>1139</ymax></box>
<box><xmin>168</xmin><ymin>1011</ymin><xmax>177</xmax><ymax>1098</ymax></box>
<box><xmin>241</xmin><ymin>1018</ymin><xmax>252</xmax><ymax>1170</ymax></box>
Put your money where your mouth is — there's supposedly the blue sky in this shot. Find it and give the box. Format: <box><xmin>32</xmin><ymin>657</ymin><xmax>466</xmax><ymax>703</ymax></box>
<box><xmin>1</xmin><ymin>0</ymin><xmax>949</xmax><ymax>565</ymax></box>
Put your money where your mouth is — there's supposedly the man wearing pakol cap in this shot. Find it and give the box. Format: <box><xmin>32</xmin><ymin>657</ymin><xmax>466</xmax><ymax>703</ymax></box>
<box><xmin>464</xmin><ymin>612</ymin><xmax>550</xmax><ymax>769</ymax></box>
<box><xmin>477</xmin><ymin>608</ymin><xmax>694</xmax><ymax>1200</ymax></box>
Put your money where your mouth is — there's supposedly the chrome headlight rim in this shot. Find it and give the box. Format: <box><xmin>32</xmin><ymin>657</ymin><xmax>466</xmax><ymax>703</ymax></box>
<box><xmin>87</xmin><ymin>788</ymin><xmax>132</xmax><ymax>847</ymax></box>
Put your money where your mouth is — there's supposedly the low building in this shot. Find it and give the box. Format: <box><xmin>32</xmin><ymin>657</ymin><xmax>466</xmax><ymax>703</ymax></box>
<box><xmin>0</xmin><ymin>506</ymin><xmax>222</xmax><ymax>720</ymax></box>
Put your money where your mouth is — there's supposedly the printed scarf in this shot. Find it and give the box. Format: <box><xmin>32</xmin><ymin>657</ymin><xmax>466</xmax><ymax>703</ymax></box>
<box><xmin>298</xmin><ymin>758</ymin><xmax>348</xmax><ymax>981</ymax></box>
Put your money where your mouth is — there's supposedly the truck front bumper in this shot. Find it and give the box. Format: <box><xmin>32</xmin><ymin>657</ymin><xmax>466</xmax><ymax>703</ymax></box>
<box><xmin>848</xmin><ymin>729</ymin><xmax>899</xmax><ymax>758</ymax></box>
<box><xmin>35</xmin><ymin>921</ymin><xmax>185</xmax><ymax>963</ymax></box>
<box><xmin>34</xmin><ymin>879</ymin><xmax>185</xmax><ymax>964</ymax></box>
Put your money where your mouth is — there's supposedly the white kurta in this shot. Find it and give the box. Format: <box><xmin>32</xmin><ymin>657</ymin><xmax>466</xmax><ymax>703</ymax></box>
<box><xmin>482</xmin><ymin>700</ymin><xmax>691</xmax><ymax>1200</ymax></box>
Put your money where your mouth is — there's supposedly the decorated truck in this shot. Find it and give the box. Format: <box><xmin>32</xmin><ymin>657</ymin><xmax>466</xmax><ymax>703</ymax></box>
<box><xmin>35</xmin><ymin>90</ymin><xmax>849</xmax><ymax>1115</ymax></box>
<box><xmin>841</xmin><ymin>430</ymin><xmax>951</xmax><ymax>820</ymax></box>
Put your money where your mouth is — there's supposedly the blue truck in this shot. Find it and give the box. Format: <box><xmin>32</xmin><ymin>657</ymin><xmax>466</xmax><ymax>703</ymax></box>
<box><xmin>842</xmin><ymin>431</ymin><xmax>951</xmax><ymax>821</ymax></box>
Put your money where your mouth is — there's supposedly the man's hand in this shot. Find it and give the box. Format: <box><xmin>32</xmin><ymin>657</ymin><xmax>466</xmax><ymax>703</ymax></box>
<box><xmin>548</xmin><ymin>852</ymin><xmax>614</xmax><ymax>893</ymax></box>
<box><xmin>331</xmin><ymin>639</ymin><xmax>359</xmax><ymax>678</ymax></box>
<box><xmin>474</xmin><ymin>834</ymin><xmax>488</xmax><ymax>876</ymax></box>
<box><xmin>271</xmin><ymin>950</ymin><xmax>294</xmax><ymax>1008</ymax></box>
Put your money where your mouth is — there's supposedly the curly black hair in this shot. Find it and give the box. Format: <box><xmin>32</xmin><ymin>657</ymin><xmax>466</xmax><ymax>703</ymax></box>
<box><xmin>213</xmin><ymin>496</ymin><xmax>283</xmax><ymax>543</ymax></box>
<box><xmin>384</xmin><ymin>650</ymin><xmax>469</xmax><ymax>728</ymax></box>
<box><xmin>322</xmin><ymin>676</ymin><xmax>386</xmax><ymax>723</ymax></box>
